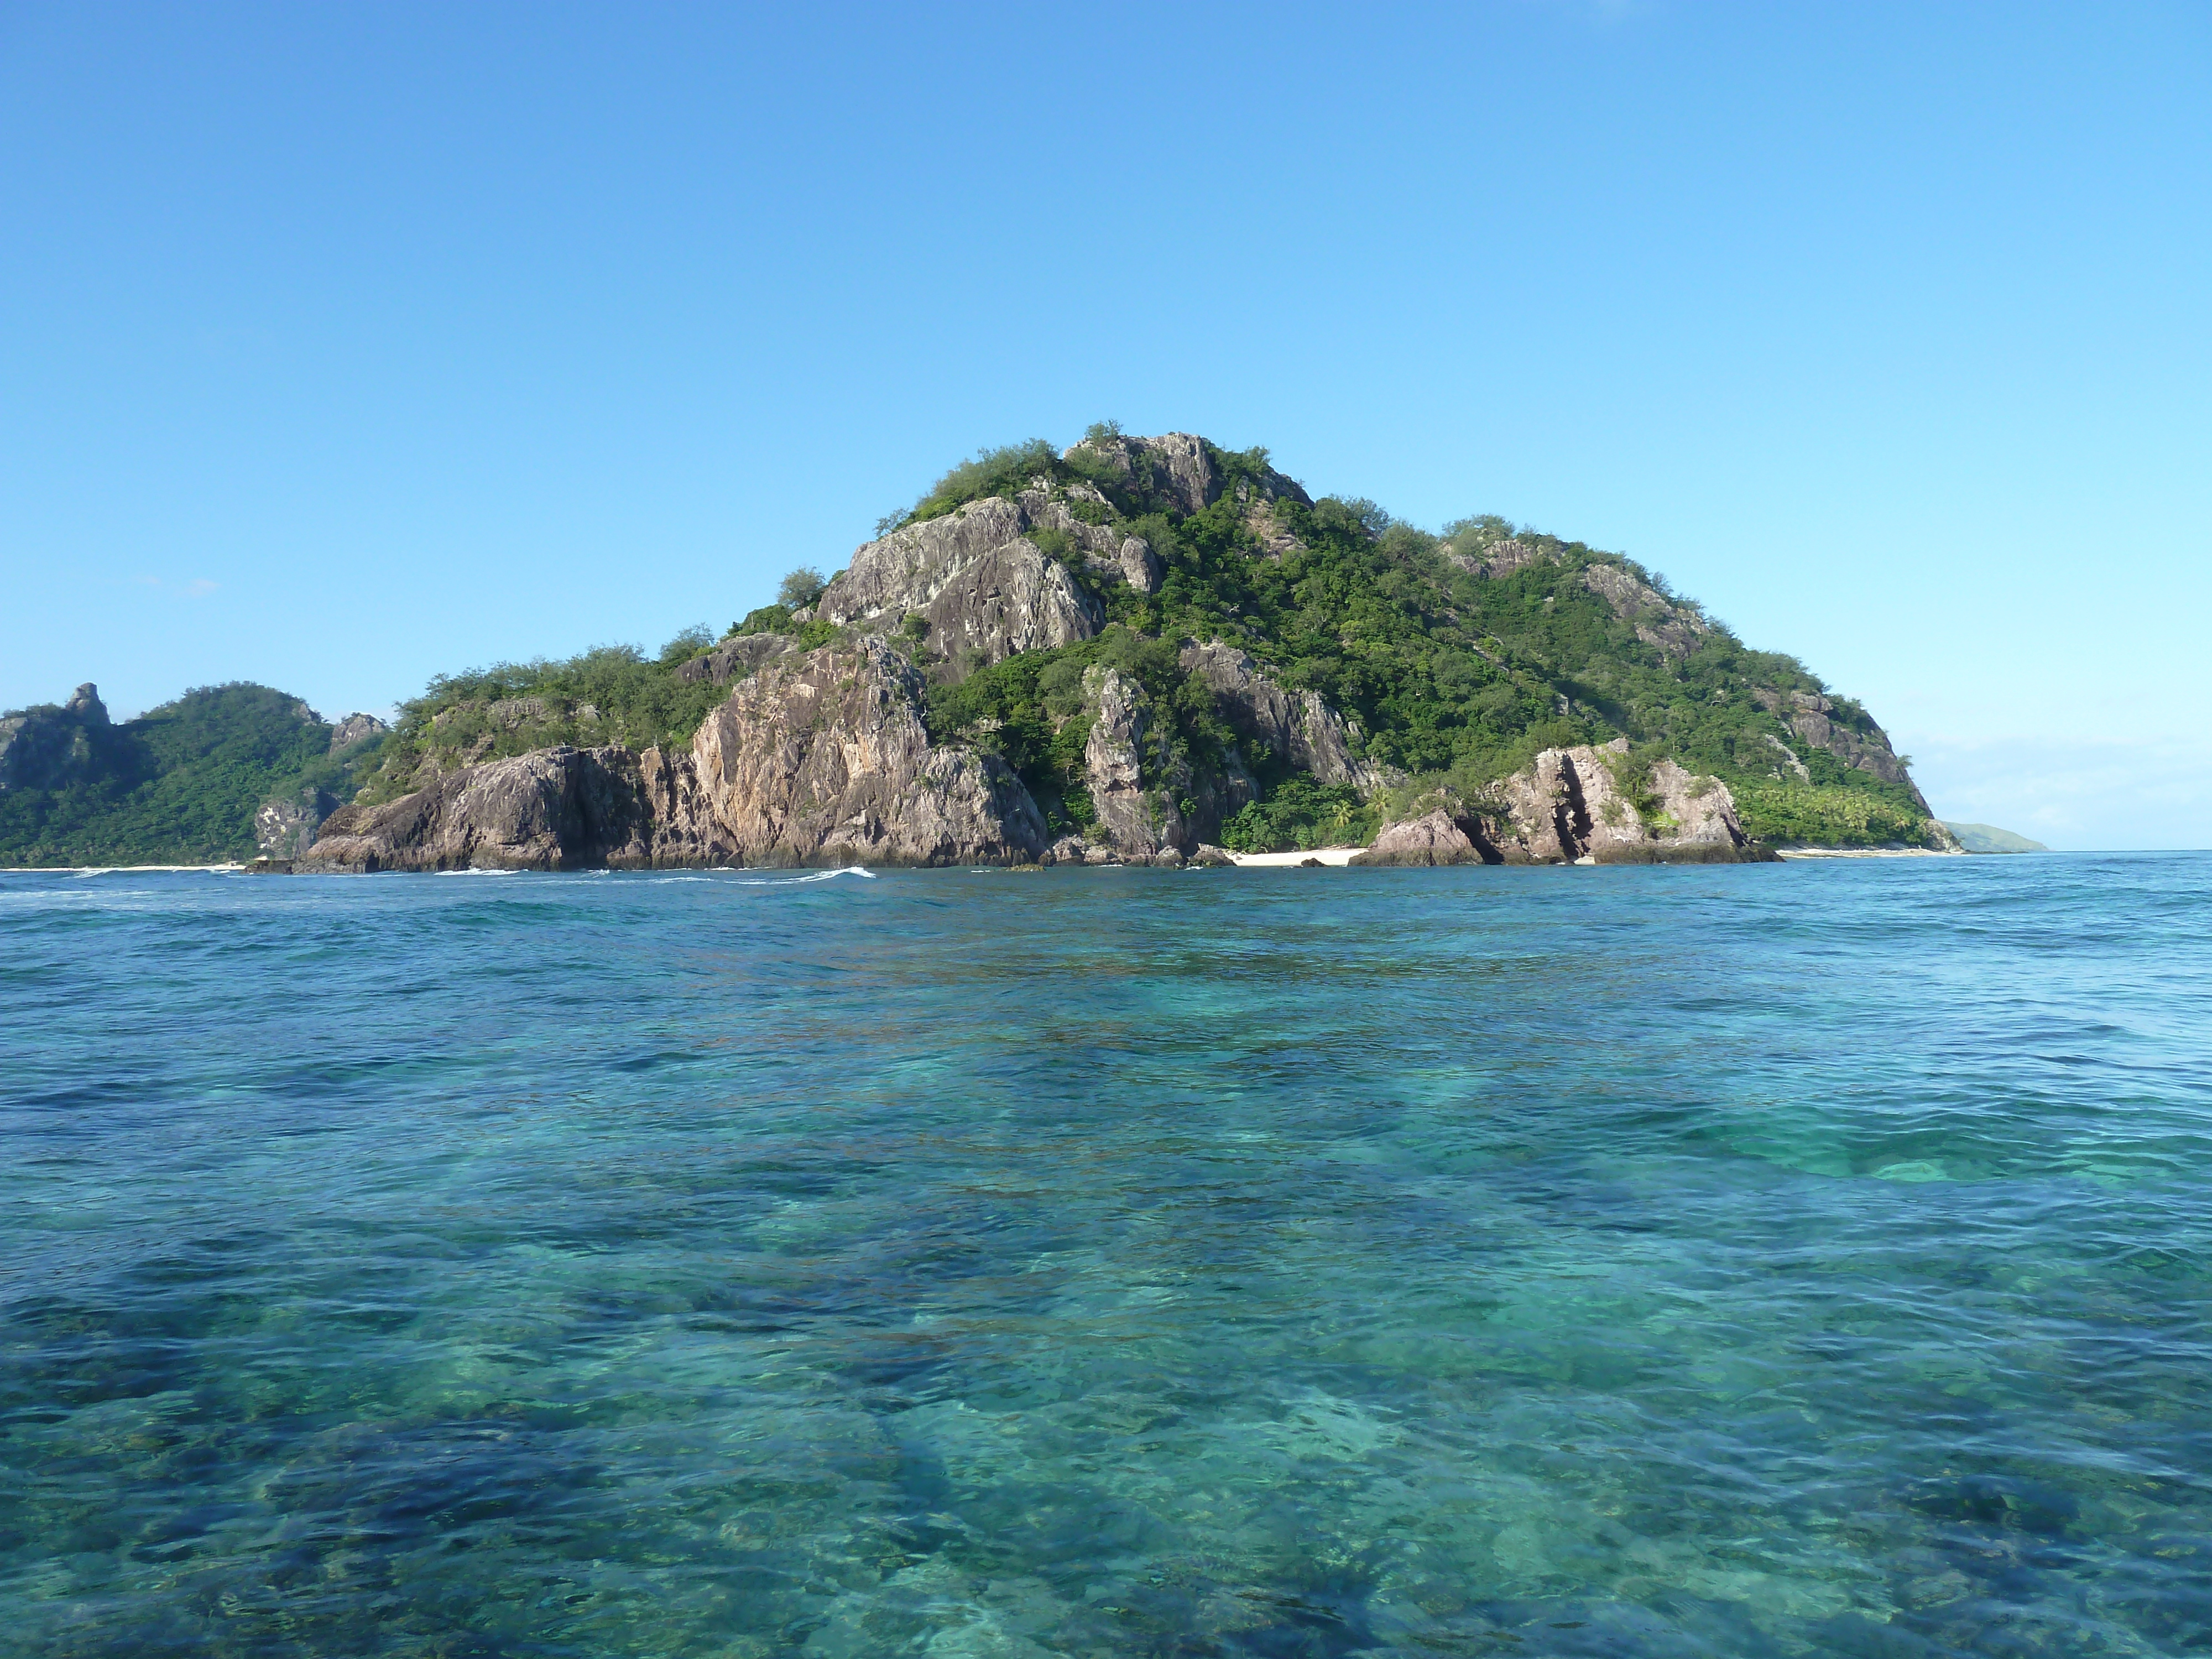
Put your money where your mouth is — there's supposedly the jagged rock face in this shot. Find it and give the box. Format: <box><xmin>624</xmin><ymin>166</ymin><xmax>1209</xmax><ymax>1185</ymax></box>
<box><xmin>328</xmin><ymin>713</ymin><xmax>388</xmax><ymax>754</ymax></box>
<box><xmin>820</xmin><ymin>498</ymin><xmax>1102</xmax><ymax>672</ymax></box>
<box><xmin>1177</xmin><ymin>640</ymin><xmax>1386</xmax><ymax>796</ymax></box>
<box><xmin>66</xmin><ymin>684</ymin><xmax>109</xmax><ymax>725</ymax></box>
<box><xmin>1061</xmin><ymin>431</ymin><xmax>1313</xmax><ymax>519</ymax></box>
<box><xmin>1077</xmin><ymin>665</ymin><xmax>1241</xmax><ymax>859</ymax></box>
<box><xmin>691</xmin><ymin>639</ymin><xmax>1047</xmax><ymax>867</ymax></box>
<box><xmin>674</xmin><ymin>632</ymin><xmax>798</xmax><ymax>687</ymax></box>
<box><xmin>1582</xmin><ymin>565</ymin><xmax>1711</xmax><ymax>661</ymax></box>
<box><xmin>1014</xmin><ymin>489</ymin><xmax>1163</xmax><ymax>596</ymax></box>
<box><xmin>256</xmin><ymin>787</ymin><xmax>336</xmax><ymax>859</ymax></box>
<box><xmin>1751</xmin><ymin>687</ymin><xmax>1924</xmax><ymax>801</ymax></box>
<box><xmin>619</xmin><ymin>745</ymin><xmax>737</xmax><ymax>867</ymax></box>
<box><xmin>1081</xmin><ymin>667</ymin><xmax>1167</xmax><ymax>858</ymax></box>
<box><xmin>300</xmin><ymin>746</ymin><xmax>650</xmax><ymax>872</ymax></box>
<box><xmin>1446</xmin><ymin>538</ymin><xmax>1548</xmax><ymax>580</ymax></box>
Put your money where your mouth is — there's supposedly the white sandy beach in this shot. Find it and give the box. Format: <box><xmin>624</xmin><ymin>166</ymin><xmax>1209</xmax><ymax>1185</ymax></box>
<box><xmin>1225</xmin><ymin>847</ymin><xmax>1363</xmax><ymax>867</ymax></box>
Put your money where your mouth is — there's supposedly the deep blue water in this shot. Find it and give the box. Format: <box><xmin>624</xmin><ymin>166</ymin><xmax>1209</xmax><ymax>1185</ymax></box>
<box><xmin>2</xmin><ymin>856</ymin><xmax>2209</xmax><ymax>1658</ymax></box>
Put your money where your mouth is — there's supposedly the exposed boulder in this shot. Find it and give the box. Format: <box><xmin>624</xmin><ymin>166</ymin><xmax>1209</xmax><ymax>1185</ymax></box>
<box><xmin>66</xmin><ymin>684</ymin><xmax>109</xmax><ymax>725</ymax></box>
<box><xmin>328</xmin><ymin>712</ymin><xmax>388</xmax><ymax>754</ymax></box>
<box><xmin>299</xmin><ymin>745</ymin><xmax>650</xmax><ymax>872</ymax></box>
<box><xmin>690</xmin><ymin>638</ymin><xmax>1047</xmax><ymax>867</ymax></box>
<box><xmin>1349</xmin><ymin>809</ymin><xmax>1485</xmax><ymax>867</ymax></box>
<box><xmin>1043</xmin><ymin>833</ymin><xmax>1115</xmax><ymax>867</ymax></box>
<box><xmin>1177</xmin><ymin>640</ymin><xmax>1388</xmax><ymax>796</ymax></box>
<box><xmin>818</xmin><ymin>498</ymin><xmax>1102</xmax><ymax>673</ymax></box>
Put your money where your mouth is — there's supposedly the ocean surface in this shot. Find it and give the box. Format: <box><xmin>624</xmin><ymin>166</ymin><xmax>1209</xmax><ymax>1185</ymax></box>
<box><xmin>2</xmin><ymin>856</ymin><xmax>2208</xmax><ymax>1658</ymax></box>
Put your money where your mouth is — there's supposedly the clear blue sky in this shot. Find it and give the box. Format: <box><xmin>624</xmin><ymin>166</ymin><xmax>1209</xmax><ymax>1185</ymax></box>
<box><xmin>4</xmin><ymin>3</ymin><xmax>2206</xmax><ymax>848</ymax></box>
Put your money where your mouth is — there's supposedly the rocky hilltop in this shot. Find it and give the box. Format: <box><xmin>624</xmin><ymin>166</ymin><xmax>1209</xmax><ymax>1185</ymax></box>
<box><xmin>298</xmin><ymin>428</ymin><xmax>1950</xmax><ymax>872</ymax></box>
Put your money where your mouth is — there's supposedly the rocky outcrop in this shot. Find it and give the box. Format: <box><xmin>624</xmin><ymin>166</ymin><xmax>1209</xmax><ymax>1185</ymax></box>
<box><xmin>1074</xmin><ymin>665</ymin><xmax>1238</xmax><ymax>860</ymax></box>
<box><xmin>1177</xmin><ymin>640</ymin><xmax>1388</xmax><ymax>796</ymax></box>
<box><xmin>1354</xmin><ymin>742</ymin><xmax>1762</xmax><ymax>867</ymax></box>
<box><xmin>818</xmin><ymin>498</ymin><xmax>1103</xmax><ymax>672</ymax></box>
<box><xmin>1014</xmin><ymin>489</ymin><xmax>1163</xmax><ymax>596</ymax></box>
<box><xmin>1582</xmin><ymin>564</ymin><xmax>1711</xmax><ymax>661</ymax></box>
<box><xmin>300</xmin><ymin>745</ymin><xmax>652</xmax><ymax>872</ymax></box>
<box><xmin>1495</xmin><ymin>742</ymin><xmax>1754</xmax><ymax>863</ymax></box>
<box><xmin>1079</xmin><ymin>666</ymin><xmax>1207</xmax><ymax>860</ymax></box>
<box><xmin>674</xmin><ymin>631</ymin><xmax>799</xmax><ymax>686</ymax></box>
<box><xmin>328</xmin><ymin>712</ymin><xmax>388</xmax><ymax>754</ymax></box>
<box><xmin>1445</xmin><ymin>538</ymin><xmax>1548</xmax><ymax>580</ymax></box>
<box><xmin>691</xmin><ymin>638</ymin><xmax>1046</xmax><ymax>867</ymax></box>
<box><xmin>1751</xmin><ymin>687</ymin><xmax>1924</xmax><ymax>801</ymax></box>
<box><xmin>0</xmin><ymin>687</ymin><xmax>111</xmax><ymax>790</ymax></box>
<box><xmin>1061</xmin><ymin>431</ymin><xmax>1312</xmax><ymax>519</ymax></box>
<box><xmin>1350</xmin><ymin>809</ymin><xmax>1485</xmax><ymax>867</ymax></box>
<box><xmin>256</xmin><ymin>786</ymin><xmax>337</xmax><ymax>859</ymax></box>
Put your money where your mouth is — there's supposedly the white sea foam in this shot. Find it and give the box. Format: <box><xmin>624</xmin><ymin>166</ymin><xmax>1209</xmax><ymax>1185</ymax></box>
<box><xmin>25</xmin><ymin>864</ymin><xmax>249</xmax><ymax>877</ymax></box>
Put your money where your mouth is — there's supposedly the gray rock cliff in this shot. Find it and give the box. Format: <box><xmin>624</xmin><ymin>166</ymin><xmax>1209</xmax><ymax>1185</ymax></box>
<box><xmin>1177</xmin><ymin>640</ymin><xmax>1389</xmax><ymax>796</ymax></box>
<box><xmin>1751</xmin><ymin>687</ymin><xmax>1927</xmax><ymax>805</ymax></box>
<box><xmin>690</xmin><ymin>638</ymin><xmax>1046</xmax><ymax>866</ymax></box>
<box><xmin>818</xmin><ymin>499</ymin><xmax>1102</xmax><ymax>674</ymax></box>
<box><xmin>300</xmin><ymin>745</ymin><xmax>652</xmax><ymax>872</ymax></box>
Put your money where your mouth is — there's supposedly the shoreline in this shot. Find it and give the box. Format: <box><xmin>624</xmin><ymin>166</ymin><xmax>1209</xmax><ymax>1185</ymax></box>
<box><xmin>1771</xmin><ymin>846</ymin><xmax>1964</xmax><ymax>860</ymax></box>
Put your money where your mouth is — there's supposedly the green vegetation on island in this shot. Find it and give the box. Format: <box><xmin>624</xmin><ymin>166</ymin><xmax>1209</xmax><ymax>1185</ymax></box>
<box><xmin>0</xmin><ymin>685</ymin><xmax>386</xmax><ymax>867</ymax></box>
<box><xmin>857</xmin><ymin>430</ymin><xmax>1942</xmax><ymax>850</ymax></box>
<box><xmin>7</xmin><ymin>426</ymin><xmax>1952</xmax><ymax>863</ymax></box>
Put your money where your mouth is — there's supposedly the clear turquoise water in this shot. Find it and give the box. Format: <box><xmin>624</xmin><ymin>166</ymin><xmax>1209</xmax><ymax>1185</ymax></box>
<box><xmin>2</xmin><ymin>857</ymin><xmax>2208</xmax><ymax>1658</ymax></box>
